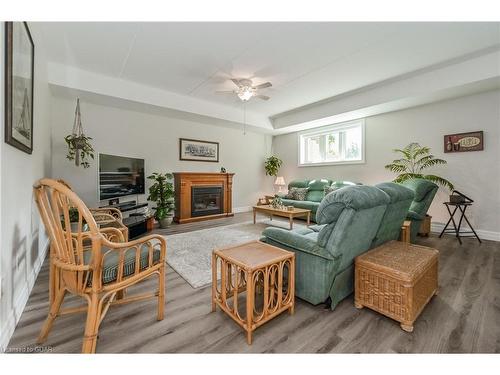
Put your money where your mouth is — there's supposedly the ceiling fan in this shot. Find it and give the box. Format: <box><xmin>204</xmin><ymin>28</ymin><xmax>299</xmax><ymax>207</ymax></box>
<box><xmin>216</xmin><ymin>78</ymin><xmax>272</xmax><ymax>101</ymax></box>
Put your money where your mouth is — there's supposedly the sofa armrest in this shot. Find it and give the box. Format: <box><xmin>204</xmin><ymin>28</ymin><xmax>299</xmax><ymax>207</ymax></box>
<box><xmin>262</xmin><ymin>227</ymin><xmax>334</xmax><ymax>260</ymax></box>
<box><xmin>407</xmin><ymin>210</ymin><xmax>424</xmax><ymax>221</ymax></box>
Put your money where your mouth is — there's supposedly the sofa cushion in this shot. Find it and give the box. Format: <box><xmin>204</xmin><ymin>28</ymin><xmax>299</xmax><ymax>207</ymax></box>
<box><xmin>317</xmin><ymin>223</ymin><xmax>336</xmax><ymax>247</ymax></box>
<box><xmin>309</xmin><ymin>224</ymin><xmax>326</xmax><ymax>232</ymax></box>
<box><xmin>281</xmin><ymin>199</ymin><xmax>321</xmax><ymax>213</ymax></box>
<box><xmin>84</xmin><ymin>245</ymin><xmax>162</xmax><ymax>286</ymax></box>
<box><xmin>261</xmin><ymin>227</ymin><xmax>333</xmax><ymax>260</ymax></box>
<box><xmin>288</xmin><ymin>179</ymin><xmax>310</xmax><ymax>189</ymax></box>
<box><xmin>305</xmin><ymin>190</ymin><xmax>324</xmax><ymax>202</ymax></box>
<box><xmin>331</xmin><ymin>181</ymin><xmax>358</xmax><ymax>189</ymax></box>
<box><xmin>324</xmin><ymin>185</ymin><xmax>340</xmax><ymax>196</ymax></box>
<box><xmin>409</xmin><ymin>200</ymin><xmax>431</xmax><ymax>217</ymax></box>
<box><xmin>304</xmin><ymin>179</ymin><xmax>331</xmax><ymax>202</ymax></box>
<box><xmin>308</xmin><ymin>179</ymin><xmax>332</xmax><ymax>191</ymax></box>
<box><xmin>372</xmin><ymin>182</ymin><xmax>415</xmax><ymax>247</ymax></box>
<box><xmin>293</xmin><ymin>227</ymin><xmax>316</xmax><ymax>235</ymax></box>
<box><xmin>376</xmin><ymin>182</ymin><xmax>415</xmax><ymax>203</ymax></box>
<box><xmin>285</xmin><ymin>187</ymin><xmax>308</xmax><ymax>200</ymax></box>
<box><xmin>401</xmin><ymin>178</ymin><xmax>438</xmax><ymax>202</ymax></box>
<box><xmin>316</xmin><ymin>185</ymin><xmax>390</xmax><ymax>225</ymax></box>
<box><xmin>304</xmin><ymin>231</ymin><xmax>319</xmax><ymax>242</ymax></box>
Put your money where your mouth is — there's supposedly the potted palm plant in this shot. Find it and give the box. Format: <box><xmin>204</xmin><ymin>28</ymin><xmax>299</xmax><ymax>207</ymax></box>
<box><xmin>385</xmin><ymin>142</ymin><xmax>454</xmax><ymax>190</ymax></box>
<box><xmin>147</xmin><ymin>172</ymin><xmax>175</xmax><ymax>228</ymax></box>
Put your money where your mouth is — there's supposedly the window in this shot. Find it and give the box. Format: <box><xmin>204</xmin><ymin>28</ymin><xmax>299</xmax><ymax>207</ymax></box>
<box><xmin>299</xmin><ymin>120</ymin><xmax>365</xmax><ymax>166</ymax></box>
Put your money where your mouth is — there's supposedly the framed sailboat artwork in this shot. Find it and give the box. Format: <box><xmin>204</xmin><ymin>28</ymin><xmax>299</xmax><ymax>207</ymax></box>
<box><xmin>4</xmin><ymin>22</ymin><xmax>34</xmax><ymax>154</ymax></box>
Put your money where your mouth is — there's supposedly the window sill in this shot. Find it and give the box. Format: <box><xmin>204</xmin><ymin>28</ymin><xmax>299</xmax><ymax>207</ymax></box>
<box><xmin>298</xmin><ymin>159</ymin><xmax>365</xmax><ymax>167</ymax></box>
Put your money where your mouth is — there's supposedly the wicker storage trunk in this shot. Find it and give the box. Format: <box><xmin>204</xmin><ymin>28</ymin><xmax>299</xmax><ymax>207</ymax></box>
<box><xmin>354</xmin><ymin>240</ymin><xmax>438</xmax><ymax>332</ymax></box>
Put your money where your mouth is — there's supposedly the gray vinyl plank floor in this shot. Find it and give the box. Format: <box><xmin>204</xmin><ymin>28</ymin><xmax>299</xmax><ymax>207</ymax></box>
<box><xmin>6</xmin><ymin>213</ymin><xmax>500</xmax><ymax>353</ymax></box>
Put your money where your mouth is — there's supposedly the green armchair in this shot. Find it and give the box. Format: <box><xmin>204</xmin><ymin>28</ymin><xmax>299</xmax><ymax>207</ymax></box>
<box><xmin>372</xmin><ymin>182</ymin><xmax>415</xmax><ymax>247</ymax></box>
<box><xmin>400</xmin><ymin>179</ymin><xmax>438</xmax><ymax>243</ymax></box>
<box><xmin>261</xmin><ymin>185</ymin><xmax>390</xmax><ymax>310</ymax></box>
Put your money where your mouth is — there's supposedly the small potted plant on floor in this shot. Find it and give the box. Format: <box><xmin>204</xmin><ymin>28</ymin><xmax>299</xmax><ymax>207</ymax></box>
<box><xmin>147</xmin><ymin>172</ymin><xmax>175</xmax><ymax>228</ymax></box>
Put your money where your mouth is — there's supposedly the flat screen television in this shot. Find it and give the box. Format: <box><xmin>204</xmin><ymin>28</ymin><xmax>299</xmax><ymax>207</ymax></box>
<box><xmin>99</xmin><ymin>153</ymin><xmax>145</xmax><ymax>201</ymax></box>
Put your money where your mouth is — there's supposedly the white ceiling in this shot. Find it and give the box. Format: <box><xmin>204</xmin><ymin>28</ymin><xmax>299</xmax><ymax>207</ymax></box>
<box><xmin>39</xmin><ymin>22</ymin><xmax>500</xmax><ymax>119</ymax></box>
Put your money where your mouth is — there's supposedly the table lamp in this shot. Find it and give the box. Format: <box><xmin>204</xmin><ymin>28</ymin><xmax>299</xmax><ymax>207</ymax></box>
<box><xmin>274</xmin><ymin>176</ymin><xmax>286</xmax><ymax>193</ymax></box>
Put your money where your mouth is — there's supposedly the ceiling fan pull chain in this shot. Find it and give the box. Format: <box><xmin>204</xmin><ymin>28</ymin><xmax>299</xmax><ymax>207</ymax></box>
<box><xmin>243</xmin><ymin>102</ymin><xmax>247</xmax><ymax>136</ymax></box>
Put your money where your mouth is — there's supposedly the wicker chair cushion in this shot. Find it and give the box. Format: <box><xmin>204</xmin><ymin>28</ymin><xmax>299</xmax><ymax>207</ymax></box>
<box><xmin>84</xmin><ymin>245</ymin><xmax>162</xmax><ymax>286</ymax></box>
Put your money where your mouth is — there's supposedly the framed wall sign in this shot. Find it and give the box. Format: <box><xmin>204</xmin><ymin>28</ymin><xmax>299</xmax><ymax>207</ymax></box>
<box><xmin>4</xmin><ymin>22</ymin><xmax>35</xmax><ymax>154</ymax></box>
<box><xmin>444</xmin><ymin>131</ymin><xmax>483</xmax><ymax>153</ymax></box>
<box><xmin>179</xmin><ymin>138</ymin><xmax>219</xmax><ymax>162</ymax></box>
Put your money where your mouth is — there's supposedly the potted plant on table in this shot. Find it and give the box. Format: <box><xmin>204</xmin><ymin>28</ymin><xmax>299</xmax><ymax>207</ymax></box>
<box><xmin>147</xmin><ymin>172</ymin><xmax>175</xmax><ymax>228</ymax></box>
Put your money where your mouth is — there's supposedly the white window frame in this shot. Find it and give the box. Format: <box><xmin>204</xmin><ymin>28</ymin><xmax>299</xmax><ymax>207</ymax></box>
<box><xmin>298</xmin><ymin>119</ymin><xmax>366</xmax><ymax>167</ymax></box>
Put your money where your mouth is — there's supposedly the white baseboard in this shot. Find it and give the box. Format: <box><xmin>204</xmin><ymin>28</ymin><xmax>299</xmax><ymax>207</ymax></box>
<box><xmin>233</xmin><ymin>206</ymin><xmax>252</xmax><ymax>213</ymax></box>
<box><xmin>0</xmin><ymin>240</ymin><xmax>50</xmax><ymax>352</ymax></box>
<box><xmin>431</xmin><ymin>222</ymin><xmax>500</xmax><ymax>242</ymax></box>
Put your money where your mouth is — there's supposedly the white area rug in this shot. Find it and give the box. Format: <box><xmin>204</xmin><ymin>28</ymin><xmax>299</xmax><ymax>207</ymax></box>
<box><xmin>165</xmin><ymin>219</ymin><xmax>306</xmax><ymax>288</ymax></box>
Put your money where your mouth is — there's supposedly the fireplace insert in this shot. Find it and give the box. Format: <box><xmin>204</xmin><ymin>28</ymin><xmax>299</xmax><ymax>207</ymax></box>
<box><xmin>191</xmin><ymin>186</ymin><xmax>223</xmax><ymax>217</ymax></box>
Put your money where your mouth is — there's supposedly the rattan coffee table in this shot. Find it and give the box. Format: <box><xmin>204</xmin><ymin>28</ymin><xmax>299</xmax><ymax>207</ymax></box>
<box><xmin>211</xmin><ymin>240</ymin><xmax>295</xmax><ymax>344</ymax></box>
<box><xmin>252</xmin><ymin>204</ymin><xmax>311</xmax><ymax>230</ymax></box>
<box><xmin>355</xmin><ymin>240</ymin><xmax>438</xmax><ymax>332</ymax></box>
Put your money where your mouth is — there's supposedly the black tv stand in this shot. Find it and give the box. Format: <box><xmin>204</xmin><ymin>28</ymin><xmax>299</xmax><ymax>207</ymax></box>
<box><xmin>100</xmin><ymin>200</ymin><xmax>148</xmax><ymax>213</ymax></box>
<box><xmin>123</xmin><ymin>215</ymin><xmax>152</xmax><ymax>239</ymax></box>
<box><xmin>100</xmin><ymin>200</ymin><xmax>152</xmax><ymax>239</ymax></box>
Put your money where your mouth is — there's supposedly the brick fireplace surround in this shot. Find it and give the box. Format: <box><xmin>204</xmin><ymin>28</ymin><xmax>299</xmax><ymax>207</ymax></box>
<box><xmin>173</xmin><ymin>172</ymin><xmax>235</xmax><ymax>223</ymax></box>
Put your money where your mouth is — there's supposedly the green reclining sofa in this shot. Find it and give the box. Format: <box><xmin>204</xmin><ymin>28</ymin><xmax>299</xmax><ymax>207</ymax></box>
<box><xmin>261</xmin><ymin>185</ymin><xmax>390</xmax><ymax>309</ymax></box>
<box><xmin>261</xmin><ymin>182</ymin><xmax>415</xmax><ymax>310</ymax></box>
<box><xmin>279</xmin><ymin>179</ymin><xmax>358</xmax><ymax>222</ymax></box>
<box><xmin>372</xmin><ymin>182</ymin><xmax>415</xmax><ymax>247</ymax></box>
<box><xmin>400</xmin><ymin>178</ymin><xmax>438</xmax><ymax>243</ymax></box>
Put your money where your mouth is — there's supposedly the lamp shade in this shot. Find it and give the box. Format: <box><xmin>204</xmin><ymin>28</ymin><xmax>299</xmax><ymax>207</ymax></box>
<box><xmin>274</xmin><ymin>176</ymin><xmax>286</xmax><ymax>186</ymax></box>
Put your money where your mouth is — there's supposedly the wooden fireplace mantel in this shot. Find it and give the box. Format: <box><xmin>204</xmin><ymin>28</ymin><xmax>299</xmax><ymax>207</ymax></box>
<box><xmin>173</xmin><ymin>172</ymin><xmax>235</xmax><ymax>224</ymax></box>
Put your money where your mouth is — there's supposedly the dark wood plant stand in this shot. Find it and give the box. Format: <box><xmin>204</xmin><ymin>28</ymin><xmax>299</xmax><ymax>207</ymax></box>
<box><xmin>439</xmin><ymin>202</ymin><xmax>481</xmax><ymax>244</ymax></box>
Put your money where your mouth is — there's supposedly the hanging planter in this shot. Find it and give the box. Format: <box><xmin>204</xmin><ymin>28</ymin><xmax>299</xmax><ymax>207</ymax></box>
<box><xmin>65</xmin><ymin>98</ymin><xmax>94</xmax><ymax>168</ymax></box>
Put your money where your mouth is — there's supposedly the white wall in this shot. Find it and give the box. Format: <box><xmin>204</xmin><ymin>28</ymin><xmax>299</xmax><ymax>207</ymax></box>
<box><xmin>272</xmin><ymin>90</ymin><xmax>500</xmax><ymax>238</ymax></box>
<box><xmin>50</xmin><ymin>94</ymin><xmax>273</xmax><ymax>211</ymax></box>
<box><xmin>0</xmin><ymin>23</ymin><xmax>52</xmax><ymax>350</ymax></box>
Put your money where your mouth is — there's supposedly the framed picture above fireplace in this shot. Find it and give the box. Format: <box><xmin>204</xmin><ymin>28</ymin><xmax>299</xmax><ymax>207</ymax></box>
<box><xmin>179</xmin><ymin>138</ymin><xmax>219</xmax><ymax>162</ymax></box>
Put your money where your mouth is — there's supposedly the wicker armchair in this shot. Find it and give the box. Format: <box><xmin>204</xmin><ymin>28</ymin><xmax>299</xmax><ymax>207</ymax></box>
<box><xmin>56</xmin><ymin>179</ymin><xmax>129</xmax><ymax>241</ymax></box>
<box><xmin>34</xmin><ymin>178</ymin><xmax>166</xmax><ymax>353</ymax></box>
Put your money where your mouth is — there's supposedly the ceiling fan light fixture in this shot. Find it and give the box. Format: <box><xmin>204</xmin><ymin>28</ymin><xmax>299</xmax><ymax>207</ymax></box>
<box><xmin>237</xmin><ymin>87</ymin><xmax>254</xmax><ymax>101</ymax></box>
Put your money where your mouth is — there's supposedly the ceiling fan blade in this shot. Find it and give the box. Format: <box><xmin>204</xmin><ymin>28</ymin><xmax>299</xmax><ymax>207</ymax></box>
<box><xmin>255</xmin><ymin>94</ymin><xmax>270</xmax><ymax>101</ymax></box>
<box><xmin>253</xmin><ymin>82</ymin><xmax>272</xmax><ymax>89</ymax></box>
<box><xmin>231</xmin><ymin>78</ymin><xmax>242</xmax><ymax>87</ymax></box>
<box><xmin>215</xmin><ymin>90</ymin><xmax>235</xmax><ymax>94</ymax></box>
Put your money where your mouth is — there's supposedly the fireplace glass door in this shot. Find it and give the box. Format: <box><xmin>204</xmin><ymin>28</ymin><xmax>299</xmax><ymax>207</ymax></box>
<box><xmin>191</xmin><ymin>186</ymin><xmax>223</xmax><ymax>217</ymax></box>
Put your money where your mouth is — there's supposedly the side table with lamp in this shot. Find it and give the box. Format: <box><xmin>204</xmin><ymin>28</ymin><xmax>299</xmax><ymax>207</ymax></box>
<box><xmin>256</xmin><ymin>177</ymin><xmax>287</xmax><ymax>206</ymax></box>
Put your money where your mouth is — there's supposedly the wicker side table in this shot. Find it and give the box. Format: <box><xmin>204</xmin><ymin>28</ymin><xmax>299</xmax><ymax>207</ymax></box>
<box><xmin>212</xmin><ymin>240</ymin><xmax>295</xmax><ymax>344</ymax></box>
<box><xmin>354</xmin><ymin>240</ymin><xmax>438</xmax><ymax>332</ymax></box>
